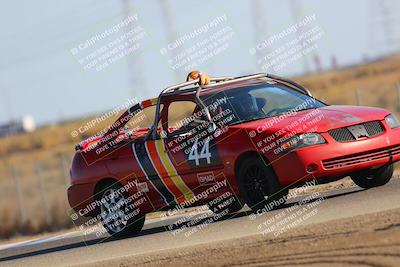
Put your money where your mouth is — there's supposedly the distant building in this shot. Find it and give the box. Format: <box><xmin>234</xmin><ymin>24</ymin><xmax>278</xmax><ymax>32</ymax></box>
<box><xmin>0</xmin><ymin>116</ymin><xmax>36</xmax><ymax>137</ymax></box>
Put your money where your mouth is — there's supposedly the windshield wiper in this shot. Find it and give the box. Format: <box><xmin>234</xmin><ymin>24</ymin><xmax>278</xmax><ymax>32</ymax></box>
<box><xmin>296</xmin><ymin>107</ymin><xmax>319</xmax><ymax>112</ymax></box>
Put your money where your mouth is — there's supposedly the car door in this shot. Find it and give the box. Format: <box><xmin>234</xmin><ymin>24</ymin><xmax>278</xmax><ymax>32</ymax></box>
<box><xmin>125</xmin><ymin>101</ymin><xmax>197</xmax><ymax>207</ymax></box>
<box><xmin>162</xmin><ymin>100</ymin><xmax>225</xmax><ymax>196</ymax></box>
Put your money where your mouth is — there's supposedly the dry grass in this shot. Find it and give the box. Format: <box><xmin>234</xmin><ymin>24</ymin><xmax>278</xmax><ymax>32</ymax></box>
<box><xmin>297</xmin><ymin>54</ymin><xmax>400</xmax><ymax>117</ymax></box>
<box><xmin>0</xmin><ymin>116</ymin><xmax>117</xmax><ymax>239</ymax></box>
<box><xmin>0</xmin><ymin>54</ymin><xmax>400</xmax><ymax>240</ymax></box>
<box><xmin>0</xmin><ymin>155</ymin><xmax>73</xmax><ymax>239</ymax></box>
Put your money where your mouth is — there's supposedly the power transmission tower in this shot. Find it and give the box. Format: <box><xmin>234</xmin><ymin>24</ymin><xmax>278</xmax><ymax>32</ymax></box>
<box><xmin>289</xmin><ymin>0</ymin><xmax>310</xmax><ymax>74</ymax></box>
<box><xmin>122</xmin><ymin>0</ymin><xmax>147</xmax><ymax>99</ymax></box>
<box><xmin>159</xmin><ymin>1</ymin><xmax>183</xmax><ymax>81</ymax></box>
<box><xmin>251</xmin><ymin>0</ymin><xmax>267</xmax><ymax>70</ymax></box>
<box><xmin>369</xmin><ymin>0</ymin><xmax>400</xmax><ymax>56</ymax></box>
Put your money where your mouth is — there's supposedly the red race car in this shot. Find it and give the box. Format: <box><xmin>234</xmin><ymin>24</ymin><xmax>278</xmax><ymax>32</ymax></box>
<box><xmin>68</xmin><ymin>72</ymin><xmax>400</xmax><ymax>236</ymax></box>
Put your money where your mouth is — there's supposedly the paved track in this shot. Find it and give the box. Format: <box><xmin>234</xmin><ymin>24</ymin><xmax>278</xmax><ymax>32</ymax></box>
<box><xmin>1</xmin><ymin>180</ymin><xmax>399</xmax><ymax>267</ymax></box>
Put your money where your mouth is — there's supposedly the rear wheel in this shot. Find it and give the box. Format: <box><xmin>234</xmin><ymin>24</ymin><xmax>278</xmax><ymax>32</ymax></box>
<box><xmin>97</xmin><ymin>183</ymin><xmax>145</xmax><ymax>237</ymax></box>
<box><xmin>238</xmin><ymin>156</ymin><xmax>288</xmax><ymax>214</ymax></box>
<box><xmin>350</xmin><ymin>164</ymin><xmax>393</xmax><ymax>189</ymax></box>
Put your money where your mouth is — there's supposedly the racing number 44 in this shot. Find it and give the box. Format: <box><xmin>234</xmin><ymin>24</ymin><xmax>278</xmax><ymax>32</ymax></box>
<box><xmin>189</xmin><ymin>137</ymin><xmax>211</xmax><ymax>166</ymax></box>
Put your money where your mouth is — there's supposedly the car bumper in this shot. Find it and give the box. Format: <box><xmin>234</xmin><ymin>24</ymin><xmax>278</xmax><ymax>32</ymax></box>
<box><xmin>273</xmin><ymin>127</ymin><xmax>400</xmax><ymax>186</ymax></box>
<box><xmin>67</xmin><ymin>182</ymin><xmax>97</xmax><ymax>217</ymax></box>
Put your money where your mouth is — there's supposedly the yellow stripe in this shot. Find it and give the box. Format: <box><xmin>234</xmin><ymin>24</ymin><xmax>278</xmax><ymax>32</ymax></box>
<box><xmin>155</xmin><ymin>139</ymin><xmax>195</xmax><ymax>201</ymax></box>
<box><xmin>150</xmin><ymin>97</ymin><xmax>158</xmax><ymax>105</ymax></box>
<box><xmin>140</xmin><ymin>97</ymin><xmax>158</xmax><ymax>109</ymax></box>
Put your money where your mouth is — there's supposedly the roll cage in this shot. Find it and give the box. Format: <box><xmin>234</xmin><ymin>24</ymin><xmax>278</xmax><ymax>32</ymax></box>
<box><xmin>75</xmin><ymin>73</ymin><xmax>313</xmax><ymax>151</ymax></box>
<box><xmin>146</xmin><ymin>73</ymin><xmax>313</xmax><ymax>140</ymax></box>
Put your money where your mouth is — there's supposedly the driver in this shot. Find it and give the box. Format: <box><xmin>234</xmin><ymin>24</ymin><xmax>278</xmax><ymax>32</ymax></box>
<box><xmin>229</xmin><ymin>92</ymin><xmax>265</xmax><ymax>121</ymax></box>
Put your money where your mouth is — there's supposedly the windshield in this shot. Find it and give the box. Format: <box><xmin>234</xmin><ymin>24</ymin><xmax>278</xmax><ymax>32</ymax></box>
<box><xmin>201</xmin><ymin>83</ymin><xmax>326</xmax><ymax>126</ymax></box>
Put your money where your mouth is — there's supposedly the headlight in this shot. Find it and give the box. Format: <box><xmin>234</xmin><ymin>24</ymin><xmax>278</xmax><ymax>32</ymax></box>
<box><xmin>279</xmin><ymin>133</ymin><xmax>326</xmax><ymax>152</ymax></box>
<box><xmin>385</xmin><ymin>114</ymin><xmax>400</xmax><ymax>129</ymax></box>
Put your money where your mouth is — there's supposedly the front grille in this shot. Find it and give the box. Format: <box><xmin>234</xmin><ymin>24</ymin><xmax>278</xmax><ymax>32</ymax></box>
<box><xmin>328</xmin><ymin>128</ymin><xmax>355</xmax><ymax>142</ymax></box>
<box><xmin>322</xmin><ymin>144</ymin><xmax>400</xmax><ymax>170</ymax></box>
<box><xmin>363</xmin><ymin>121</ymin><xmax>385</xmax><ymax>137</ymax></box>
<box><xmin>328</xmin><ymin>121</ymin><xmax>384</xmax><ymax>142</ymax></box>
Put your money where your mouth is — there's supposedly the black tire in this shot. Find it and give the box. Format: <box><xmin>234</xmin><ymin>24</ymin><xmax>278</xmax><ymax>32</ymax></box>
<box><xmin>208</xmin><ymin>195</ymin><xmax>244</xmax><ymax>214</ymax></box>
<box><xmin>96</xmin><ymin>182</ymin><xmax>145</xmax><ymax>237</ymax></box>
<box><xmin>237</xmin><ymin>156</ymin><xmax>288</xmax><ymax>214</ymax></box>
<box><xmin>350</xmin><ymin>164</ymin><xmax>393</xmax><ymax>189</ymax></box>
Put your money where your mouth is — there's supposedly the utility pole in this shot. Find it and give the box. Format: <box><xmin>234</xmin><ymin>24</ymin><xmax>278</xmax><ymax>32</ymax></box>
<box><xmin>356</xmin><ymin>89</ymin><xmax>362</xmax><ymax>106</ymax></box>
<box><xmin>11</xmin><ymin>165</ymin><xmax>26</xmax><ymax>224</ymax></box>
<box><xmin>36</xmin><ymin>163</ymin><xmax>52</xmax><ymax>225</ymax></box>
<box><xmin>396</xmin><ymin>83</ymin><xmax>400</xmax><ymax>112</ymax></box>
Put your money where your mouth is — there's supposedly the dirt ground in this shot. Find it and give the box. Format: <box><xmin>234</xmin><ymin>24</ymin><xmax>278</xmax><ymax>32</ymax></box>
<box><xmin>81</xmin><ymin>207</ymin><xmax>400</xmax><ymax>267</ymax></box>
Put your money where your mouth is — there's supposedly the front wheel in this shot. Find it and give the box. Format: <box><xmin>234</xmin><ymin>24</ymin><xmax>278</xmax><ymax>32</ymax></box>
<box><xmin>350</xmin><ymin>164</ymin><xmax>394</xmax><ymax>189</ymax></box>
<box><xmin>238</xmin><ymin>156</ymin><xmax>288</xmax><ymax>214</ymax></box>
<box><xmin>97</xmin><ymin>183</ymin><xmax>145</xmax><ymax>237</ymax></box>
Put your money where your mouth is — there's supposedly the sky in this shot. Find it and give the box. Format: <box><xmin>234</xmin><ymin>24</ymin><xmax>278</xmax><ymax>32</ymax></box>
<box><xmin>0</xmin><ymin>0</ymin><xmax>399</xmax><ymax>125</ymax></box>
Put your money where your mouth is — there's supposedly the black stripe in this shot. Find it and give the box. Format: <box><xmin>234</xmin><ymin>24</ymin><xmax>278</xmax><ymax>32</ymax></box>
<box><xmin>133</xmin><ymin>141</ymin><xmax>176</xmax><ymax>205</ymax></box>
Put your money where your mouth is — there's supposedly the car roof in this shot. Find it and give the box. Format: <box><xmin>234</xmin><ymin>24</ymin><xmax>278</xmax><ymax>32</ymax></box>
<box><xmin>139</xmin><ymin>73</ymin><xmax>313</xmax><ymax>109</ymax></box>
<box><xmin>143</xmin><ymin>78</ymin><xmax>269</xmax><ymax>105</ymax></box>
<box><xmin>163</xmin><ymin>78</ymin><xmax>270</xmax><ymax>98</ymax></box>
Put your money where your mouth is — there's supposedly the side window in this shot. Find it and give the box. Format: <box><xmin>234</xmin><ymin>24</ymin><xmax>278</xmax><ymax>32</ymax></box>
<box><xmin>167</xmin><ymin>101</ymin><xmax>197</xmax><ymax>134</ymax></box>
<box><xmin>125</xmin><ymin>105</ymin><xmax>163</xmax><ymax>130</ymax></box>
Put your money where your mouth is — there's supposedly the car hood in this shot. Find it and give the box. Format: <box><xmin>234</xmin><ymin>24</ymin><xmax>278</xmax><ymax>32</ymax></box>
<box><xmin>232</xmin><ymin>105</ymin><xmax>390</xmax><ymax>133</ymax></box>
